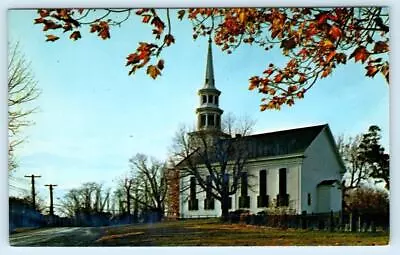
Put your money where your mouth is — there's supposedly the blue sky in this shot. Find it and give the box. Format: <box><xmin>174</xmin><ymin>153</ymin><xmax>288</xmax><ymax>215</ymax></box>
<box><xmin>8</xmin><ymin>9</ymin><xmax>389</xmax><ymax>206</ymax></box>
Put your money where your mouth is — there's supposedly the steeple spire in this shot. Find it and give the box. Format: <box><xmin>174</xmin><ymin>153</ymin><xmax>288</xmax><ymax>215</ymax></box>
<box><xmin>204</xmin><ymin>37</ymin><xmax>215</xmax><ymax>88</ymax></box>
<box><xmin>195</xmin><ymin>38</ymin><xmax>223</xmax><ymax>132</ymax></box>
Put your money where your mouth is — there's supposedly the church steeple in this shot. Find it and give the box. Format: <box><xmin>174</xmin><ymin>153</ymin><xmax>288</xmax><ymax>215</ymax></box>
<box><xmin>195</xmin><ymin>38</ymin><xmax>224</xmax><ymax>132</ymax></box>
<box><xmin>204</xmin><ymin>38</ymin><xmax>215</xmax><ymax>88</ymax></box>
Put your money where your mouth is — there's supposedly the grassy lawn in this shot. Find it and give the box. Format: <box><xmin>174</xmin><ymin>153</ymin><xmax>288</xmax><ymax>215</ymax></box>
<box><xmin>94</xmin><ymin>219</ymin><xmax>389</xmax><ymax>246</ymax></box>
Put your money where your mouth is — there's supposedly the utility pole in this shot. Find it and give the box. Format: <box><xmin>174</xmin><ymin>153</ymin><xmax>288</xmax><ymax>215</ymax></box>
<box><xmin>45</xmin><ymin>184</ymin><xmax>57</xmax><ymax>216</ymax></box>
<box><xmin>24</xmin><ymin>174</ymin><xmax>41</xmax><ymax>210</ymax></box>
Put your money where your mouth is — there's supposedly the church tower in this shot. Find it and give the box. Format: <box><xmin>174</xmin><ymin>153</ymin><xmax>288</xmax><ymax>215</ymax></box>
<box><xmin>196</xmin><ymin>38</ymin><xmax>224</xmax><ymax>133</ymax></box>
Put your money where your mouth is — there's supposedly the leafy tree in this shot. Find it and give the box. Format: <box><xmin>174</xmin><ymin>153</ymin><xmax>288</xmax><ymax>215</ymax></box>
<box><xmin>33</xmin><ymin>7</ymin><xmax>388</xmax><ymax>110</ymax></box>
<box><xmin>358</xmin><ymin>125</ymin><xmax>390</xmax><ymax>189</ymax></box>
<box><xmin>8</xmin><ymin>42</ymin><xmax>41</xmax><ymax>171</ymax></box>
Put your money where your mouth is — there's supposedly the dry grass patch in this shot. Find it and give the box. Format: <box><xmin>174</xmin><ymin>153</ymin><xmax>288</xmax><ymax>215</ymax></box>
<box><xmin>94</xmin><ymin>219</ymin><xmax>389</xmax><ymax>246</ymax></box>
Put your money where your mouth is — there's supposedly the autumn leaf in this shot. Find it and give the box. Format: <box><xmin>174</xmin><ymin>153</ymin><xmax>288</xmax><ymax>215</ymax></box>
<box><xmin>288</xmin><ymin>85</ymin><xmax>298</xmax><ymax>93</ymax></box>
<box><xmin>321</xmin><ymin>67</ymin><xmax>332</xmax><ymax>78</ymax></box>
<box><xmin>315</xmin><ymin>12</ymin><xmax>328</xmax><ymax>25</ymax></box>
<box><xmin>260</xmin><ymin>104</ymin><xmax>268</xmax><ymax>111</ymax></box>
<box><xmin>34</xmin><ymin>17</ymin><xmax>44</xmax><ymax>24</ymax></box>
<box><xmin>329</xmin><ymin>25</ymin><xmax>342</xmax><ymax>40</ymax></box>
<box><xmin>177</xmin><ymin>10</ymin><xmax>185</xmax><ymax>20</ymax></box>
<box><xmin>325</xmin><ymin>50</ymin><xmax>336</xmax><ymax>63</ymax></box>
<box><xmin>98</xmin><ymin>21</ymin><xmax>110</xmax><ymax>39</ymax></box>
<box><xmin>380</xmin><ymin>64</ymin><xmax>389</xmax><ymax>83</ymax></box>
<box><xmin>69</xmin><ymin>31</ymin><xmax>81</xmax><ymax>41</ymax></box>
<box><xmin>365</xmin><ymin>65</ymin><xmax>379</xmax><ymax>77</ymax></box>
<box><xmin>335</xmin><ymin>53</ymin><xmax>347</xmax><ymax>64</ymax></box>
<box><xmin>373</xmin><ymin>41</ymin><xmax>389</xmax><ymax>53</ymax></box>
<box><xmin>142</xmin><ymin>15</ymin><xmax>152</xmax><ymax>23</ymax></box>
<box><xmin>298</xmin><ymin>74</ymin><xmax>306</xmax><ymax>84</ymax></box>
<box><xmin>322</xmin><ymin>39</ymin><xmax>334</xmax><ymax>49</ymax></box>
<box><xmin>63</xmin><ymin>23</ymin><xmax>73</xmax><ymax>32</ymax></box>
<box><xmin>151</xmin><ymin>16</ymin><xmax>165</xmax><ymax>32</ymax></box>
<box><xmin>126</xmin><ymin>53</ymin><xmax>140</xmax><ymax>66</ymax></box>
<box><xmin>249</xmin><ymin>83</ymin><xmax>257</xmax><ymax>90</ymax></box>
<box><xmin>268</xmin><ymin>88</ymin><xmax>276</xmax><ymax>95</ymax></box>
<box><xmin>239</xmin><ymin>10</ymin><xmax>247</xmax><ymax>23</ymax></box>
<box><xmin>157</xmin><ymin>59</ymin><xmax>165</xmax><ymax>70</ymax></box>
<box><xmin>297</xmin><ymin>91</ymin><xmax>304</xmax><ymax>98</ymax></box>
<box><xmin>90</xmin><ymin>24</ymin><xmax>100</xmax><ymax>33</ymax></box>
<box><xmin>164</xmin><ymin>34</ymin><xmax>175</xmax><ymax>46</ymax></box>
<box><xmin>45</xmin><ymin>34</ymin><xmax>59</xmax><ymax>42</ymax></box>
<box><xmin>248</xmin><ymin>76</ymin><xmax>259</xmax><ymax>90</ymax></box>
<box><xmin>286</xmin><ymin>98</ymin><xmax>295</xmax><ymax>106</ymax></box>
<box><xmin>147</xmin><ymin>65</ymin><xmax>161</xmax><ymax>79</ymax></box>
<box><xmin>350</xmin><ymin>46</ymin><xmax>370</xmax><ymax>63</ymax></box>
<box><xmin>274</xmin><ymin>73</ymin><xmax>283</xmax><ymax>83</ymax></box>
<box><xmin>38</xmin><ymin>9</ymin><xmax>50</xmax><ymax>18</ymax></box>
<box><xmin>280</xmin><ymin>38</ymin><xmax>296</xmax><ymax>50</ymax></box>
<box><xmin>43</xmin><ymin>21</ymin><xmax>62</xmax><ymax>31</ymax></box>
<box><xmin>263</xmin><ymin>68</ymin><xmax>274</xmax><ymax>76</ymax></box>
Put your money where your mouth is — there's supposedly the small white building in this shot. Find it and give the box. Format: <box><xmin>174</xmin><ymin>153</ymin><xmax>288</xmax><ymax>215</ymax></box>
<box><xmin>174</xmin><ymin>40</ymin><xmax>345</xmax><ymax>219</ymax></box>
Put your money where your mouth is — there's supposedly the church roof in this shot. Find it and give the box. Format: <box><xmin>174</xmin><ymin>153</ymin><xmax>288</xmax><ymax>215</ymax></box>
<box><xmin>175</xmin><ymin>124</ymin><xmax>328</xmax><ymax>168</ymax></box>
<box><xmin>237</xmin><ymin>124</ymin><xmax>327</xmax><ymax>159</ymax></box>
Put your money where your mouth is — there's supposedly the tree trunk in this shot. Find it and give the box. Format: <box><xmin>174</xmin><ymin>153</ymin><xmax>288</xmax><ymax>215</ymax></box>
<box><xmin>220</xmin><ymin>195</ymin><xmax>229</xmax><ymax>222</ymax></box>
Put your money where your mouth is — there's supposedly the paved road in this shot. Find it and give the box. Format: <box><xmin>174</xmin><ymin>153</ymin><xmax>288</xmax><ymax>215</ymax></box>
<box><xmin>9</xmin><ymin>227</ymin><xmax>105</xmax><ymax>246</ymax></box>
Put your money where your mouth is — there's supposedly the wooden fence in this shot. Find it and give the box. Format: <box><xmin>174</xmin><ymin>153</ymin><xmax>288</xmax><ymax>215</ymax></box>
<box><xmin>228</xmin><ymin>211</ymin><xmax>389</xmax><ymax>232</ymax></box>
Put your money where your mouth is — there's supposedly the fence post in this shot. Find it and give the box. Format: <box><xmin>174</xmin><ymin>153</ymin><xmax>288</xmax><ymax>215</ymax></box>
<box><xmin>371</xmin><ymin>221</ymin><xmax>376</xmax><ymax>233</ymax></box>
<box><xmin>330</xmin><ymin>210</ymin><xmax>334</xmax><ymax>232</ymax></box>
<box><xmin>350</xmin><ymin>213</ymin><xmax>354</xmax><ymax>232</ymax></box>
<box><xmin>301</xmin><ymin>211</ymin><xmax>307</xmax><ymax>229</ymax></box>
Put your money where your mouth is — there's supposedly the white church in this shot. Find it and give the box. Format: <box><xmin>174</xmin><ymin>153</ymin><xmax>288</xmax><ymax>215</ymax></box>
<box><xmin>169</xmin><ymin>39</ymin><xmax>345</xmax><ymax>219</ymax></box>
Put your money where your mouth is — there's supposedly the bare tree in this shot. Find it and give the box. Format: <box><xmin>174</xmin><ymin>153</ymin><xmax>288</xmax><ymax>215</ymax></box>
<box><xmin>171</xmin><ymin>114</ymin><xmax>256</xmax><ymax>221</ymax></box>
<box><xmin>59</xmin><ymin>182</ymin><xmax>109</xmax><ymax>217</ymax></box>
<box><xmin>222</xmin><ymin>112</ymin><xmax>256</xmax><ymax>137</ymax></box>
<box><xmin>128</xmin><ymin>154</ymin><xmax>168</xmax><ymax>221</ymax></box>
<box><xmin>8</xmin><ymin>42</ymin><xmax>40</xmax><ymax>171</ymax></box>
<box><xmin>337</xmin><ymin>135</ymin><xmax>370</xmax><ymax>191</ymax></box>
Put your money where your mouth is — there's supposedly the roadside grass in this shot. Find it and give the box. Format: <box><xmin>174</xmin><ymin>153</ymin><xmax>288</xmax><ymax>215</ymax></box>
<box><xmin>94</xmin><ymin>219</ymin><xmax>389</xmax><ymax>246</ymax></box>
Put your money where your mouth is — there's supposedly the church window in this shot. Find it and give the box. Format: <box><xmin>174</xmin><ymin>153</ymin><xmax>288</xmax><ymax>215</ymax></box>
<box><xmin>189</xmin><ymin>177</ymin><xmax>198</xmax><ymax>210</ymax></box>
<box><xmin>279</xmin><ymin>168</ymin><xmax>287</xmax><ymax>195</ymax></box>
<box><xmin>307</xmin><ymin>193</ymin><xmax>311</xmax><ymax>206</ymax></box>
<box><xmin>216</xmin><ymin>115</ymin><xmax>220</xmax><ymax>128</ymax></box>
<box><xmin>208</xmin><ymin>114</ymin><xmax>215</xmax><ymax>126</ymax></box>
<box><xmin>200</xmin><ymin>115</ymin><xmax>206</xmax><ymax>127</ymax></box>
<box><xmin>208</xmin><ymin>95</ymin><xmax>213</xmax><ymax>104</ymax></box>
<box><xmin>190</xmin><ymin>177</ymin><xmax>196</xmax><ymax>200</ymax></box>
<box><xmin>259</xmin><ymin>170</ymin><xmax>267</xmax><ymax>196</ymax></box>
<box><xmin>240</xmin><ymin>172</ymin><xmax>248</xmax><ymax>197</ymax></box>
<box><xmin>278</xmin><ymin>168</ymin><xmax>289</xmax><ymax>206</ymax></box>
<box><xmin>202</xmin><ymin>95</ymin><xmax>207</xmax><ymax>104</ymax></box>
<box><xmin>257</xmin><ymin>170</ymin><xmax>269</xmax><ymax>208</ymax></box>
<box><xmin>215</xmin><ymin>96</ymin><xmax>218</xmax><ymax>105</ymax></box>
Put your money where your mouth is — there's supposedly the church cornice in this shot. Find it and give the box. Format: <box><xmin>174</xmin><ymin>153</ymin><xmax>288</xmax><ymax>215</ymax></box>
<box><xmin>198</xmin><ymin>88</ymin><xmax>221</xmax><ymax>96</ymax></box>
<box><xmin>196</xmin><ymin>107</ymin><xmax>223</xmax><ymax>114</ymax></box>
